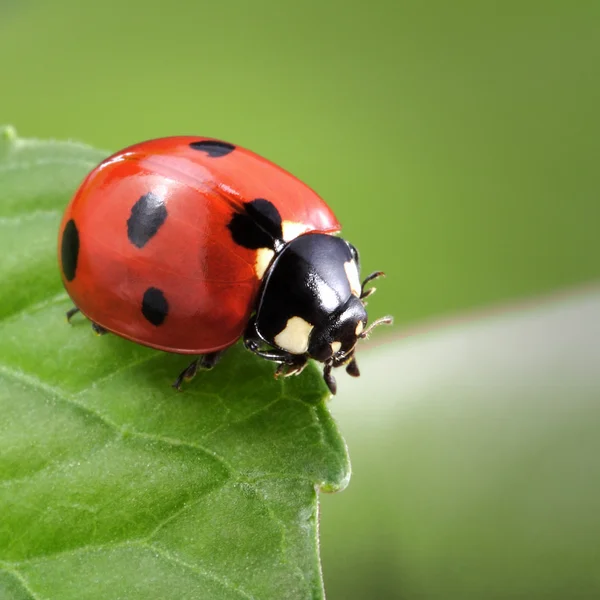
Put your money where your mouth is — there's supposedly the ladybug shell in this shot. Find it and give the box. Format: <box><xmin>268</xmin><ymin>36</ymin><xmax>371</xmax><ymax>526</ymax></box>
<box><xmin>58</xmin><ymin>136</ymin><xmax>341</xmax><ymax>354</ymax></box>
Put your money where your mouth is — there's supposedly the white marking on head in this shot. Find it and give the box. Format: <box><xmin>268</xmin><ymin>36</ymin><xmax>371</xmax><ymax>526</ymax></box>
<box><xmin>274</xmin><ymin>316</ymin><xmax>314</xmax><ymax>354</ymax></box>
<box><xmin>355</xmin><ymin>321</ymin><xmax>364</xmax><ymax>336</ymax></box>
<box><xmin>344</xmin><ymin>260</ymin><xmax>361</xmax><ymax>297</ymax></box>
<box><xmin>255</xmin><ymin>248</ymin><xmax>275</xmax><ymax>279</ymax></box>
<box><xmin>282</xmin><ymin>220</ymin><xmax>310</xmax><ymax>242</ymax></box>
<box><xmin>331</xmin><ymin>341</ymin><xmax>342</xmax><ymax>354</ymax></box>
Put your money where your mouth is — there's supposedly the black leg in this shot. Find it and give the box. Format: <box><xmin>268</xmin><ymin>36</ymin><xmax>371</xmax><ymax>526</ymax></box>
<box><xmin>198</xmin><ymin>351</ymin><xmax>223</xmax><ymax>370</ymax></box>
<box><xmin>244</xmin><ymin>316</ymin><xmax>305</xmax><ymax>365</ymax></box>
<box><xmin>249</xmin><ymin>346</ymin><xmax>307</xmax><ymax>364</ymax></box>
<box><xmin>91</xmin><ymin>322</ymin><xmax>108</xmax><ymax>335</ymax></box>
<box><xmin>172</xmin><ymin>359</ymin><xmax>199</xmax><ymax>391</ymax></box>
<box><xmin>66</xmin><ymin>306</ymin><xmax>109</xmax><ymax>336</ymax></box>
<box><xmin>274</xmin><ymin>355</ymin><xmax>308</xmax><ymax>379</ymax></box>
<box><xmin>172</xmin><ymin>351</ymin><xmax>223</xmax><ymax>391</ymax></box>
<box><xmin>244</xmin><ymin>315</ymin><xmax>310</xmax><ymax>382</ymax></box>
<box><xmin>360</xmin><ymin>271</ymin><xmax>385</xmax><ymax>299</ymax></box>
<box><xmin>323</xmin><ymin>363</ymin><xmax>337</xmax><ymax>395</ymax></box>
<box><xmin>345</xmin><ymin>356</ymin><xmax>360</xmax><ymax>377</ymax></box>
<box><xmin>66</xmin><ymin>306</ymin><xmax>80</xmax><ymax>322</ymax></box>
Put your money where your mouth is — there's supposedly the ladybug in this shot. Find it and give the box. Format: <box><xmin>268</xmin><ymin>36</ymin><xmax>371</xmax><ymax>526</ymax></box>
<box><xmin>58</xmin><ymin>136</ymin><xmax>392</xmax><ymax>394</ymax></box>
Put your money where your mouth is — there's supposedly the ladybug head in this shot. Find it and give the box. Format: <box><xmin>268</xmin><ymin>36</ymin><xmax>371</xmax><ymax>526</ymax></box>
<box><xmin>308</xmin><ymin>295</ymin><xmax>367</xmax><ymax>364</ymax></box>
<box><xmin>249</xmin><ymin>233</ymin><xmax>393</xmax><ymax>395</ymax></box>
<box><xmin>307</xmin><ymin>291</ymin><xmax>393</xmax><ymax>393</ymax></box>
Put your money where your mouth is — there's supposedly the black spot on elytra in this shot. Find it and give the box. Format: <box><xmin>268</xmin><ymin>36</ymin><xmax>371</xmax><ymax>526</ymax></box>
<box><xmin>228</xmin><ymin>198</ymin><xmax>283</xmax><ymax>250</ymax></box>
<box><xmin>61</xmin><ymin>219</ymin><xmax>79</xmax><ymax>281</ymax></box>
<box><xmin>189</xmin><ymin>140</ymin><xmax>236</xmax><ymax>157</ymax></box>
<box><xmin>127</xmin><ymin>192</ymin><xmax>167</xmax><ymax>249</ymax></box>
<box><xmin>141</xmin><ymin>287</ymin><xmax>169</xmax><ymax>326</ymax></box>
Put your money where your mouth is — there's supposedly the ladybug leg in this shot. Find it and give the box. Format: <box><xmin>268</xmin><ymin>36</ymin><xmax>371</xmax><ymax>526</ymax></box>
<box><xmin>91</xmin><ymin>322</ymin><xmax>108</xmax><ymax>336</ymax></box>
<box><xmin>198</xmin><ymin>351</ymin><xmax>223</xmax><ymax>370</ymax></box>
<box><xmin>322</xmin><ymin>362</ymin><xmax>337</xmax><ymax>395</ymax></box>
<box><xmin>246</xmin><ymin>345</ymin><xmax>305</xmax><ymax>364</ymax></box>
<box><xmin>244</xmin><ymin>317</ymin><xmax>306</xmax><ymax>367</ymax></box>
<box><xmin>66</xmin><ymin>307</ymin><xmax>109</xmax><ymax>337</ymax></box>
<box><xmin>273</xmin><ymin>356</ymin><xmax>308</xmax><ymax>379</ymax></box>
<box><xmin>243</xmin><ymin>315</ymin><xmax>262</xmax><ymax>352</ymax></box>
<box><xmin>172</xmin><ymin>359</ymin><xmax>200</xmax><ymax>391</ymax></box>
<box><xmin>360</xmin><ymin>271</ymin><xmax>386</xmax><ymax>300</ymax></box>
<box><xmin>66</xmin><ymin>306</ymin><xmax>109</xmax><ymax>336</ymax></box>
<box><xmin>345</xmin><ymin>356</ymin><xmax>360</xmax><ymax>378</ymax></box>
<box><xmin>247</xmin><ymin>343</ymin><xmax>308</xmax><ymax>370</ymax></box>
<box><xmin>172</xmin><ymin>352</ymin><xmax>223</xmax><ymax>391</ymax></box>
<box><xmin>66</xmin><ymin>306</ymin><xmax>80</xmax><ymax>323</ymax></box>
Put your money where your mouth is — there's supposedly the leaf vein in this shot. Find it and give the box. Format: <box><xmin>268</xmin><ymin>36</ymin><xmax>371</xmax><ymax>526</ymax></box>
<box><xmin>0</xmin><ymin>365</ymin><xmax>235</xmax><ymax>475</ymax></box>
<box><xmin>200</xmin><ymin>395</ymin><xmax>284</xmax><ymax>441</ymax></box>
<box><xmin>0</xmin><ymin>439</ymin><xmax>118</xmax><ymax>490</ymax></box>
<box><xmin>4</xmin><ymin>541</ymin><xmax>146</xmax><ymax>567</ymax></box>
<box><xmin>73</xmin><ymin>351</ymin><xmax>168</xmax><ymax>391</ymax></box>
<box><xmin>0</xmin><ymin>564</ymin><xmax>42</xmax><ymax>600</ymax></box>
<box><xmin>0</xmin><ymin>291</ymin><xmax>68</xmax><ymax>326</ymax></box>
<box><xmin>147</xmin><ymin>544</ymin><xmax>255</xmax><ymax>600</ymax></box>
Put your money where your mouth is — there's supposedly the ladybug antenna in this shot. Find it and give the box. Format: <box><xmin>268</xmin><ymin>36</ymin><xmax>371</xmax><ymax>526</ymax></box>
<box><xmin>359</xmin><ymin>315</ymin><xmax>393</xmax><ymax>339</ymax></box>
<box><xmin>360</xmin><ymin>271</ymin><xmax>386</xmax><ymax>300</ymax></box>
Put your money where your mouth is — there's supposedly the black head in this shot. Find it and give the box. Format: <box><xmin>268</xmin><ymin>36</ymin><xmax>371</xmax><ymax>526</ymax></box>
<box><xmin>249</xmin><ymin>232</ymin><xmax>393</xmax><ymax>395</ymax></box>
<box><xmin>307</xmin><ymin>295</ymin><xmax>367</xmax><ymax>364</ymax></box>
<box><xmin>307</xmin><ymin>292</ymin><xmax>393</xmax><ymax>394</ymax></box>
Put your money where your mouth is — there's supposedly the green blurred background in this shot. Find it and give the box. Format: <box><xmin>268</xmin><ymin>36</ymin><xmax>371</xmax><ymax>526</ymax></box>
<box><xmin>2</xmin><ymin>1</ymin><xmax>599</xmax><ymax>598</ymax></box>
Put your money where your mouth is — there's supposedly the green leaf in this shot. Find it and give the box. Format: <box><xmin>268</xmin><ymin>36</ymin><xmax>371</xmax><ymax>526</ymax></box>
<box><xmin>0</xmin><ymin>127</ymin><xmax>350</xmax><ymax>600</ymax></box>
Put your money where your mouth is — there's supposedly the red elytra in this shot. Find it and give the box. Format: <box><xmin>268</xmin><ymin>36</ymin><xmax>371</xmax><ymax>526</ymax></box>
<box><xmin>58</xmin><ymin>136</ymin><xmax>341</xmax><ymax>354</ymax></box>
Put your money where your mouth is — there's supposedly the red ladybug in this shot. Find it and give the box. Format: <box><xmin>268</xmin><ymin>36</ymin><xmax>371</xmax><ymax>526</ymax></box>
<box><xmin>58</xmin><ymin>136</ymin><xmax>392</xmax><ymax>394</ymax></box>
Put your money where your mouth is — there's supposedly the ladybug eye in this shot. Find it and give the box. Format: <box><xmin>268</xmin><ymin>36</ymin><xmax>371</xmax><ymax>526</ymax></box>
<box><xmin>346</xmin><ymin>241</ymin><xmax>360</xmax><ymax>270</ymax></box>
